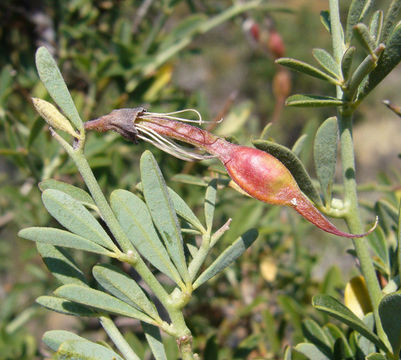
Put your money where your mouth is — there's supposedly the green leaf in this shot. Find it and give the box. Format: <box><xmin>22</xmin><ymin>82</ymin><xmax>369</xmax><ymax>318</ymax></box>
<box><xmin>341</xmin><ymin>46</ymin><xmax>356</xmax><ymax>82</ymax></box>
<box><xmin>110</xmin><ymin>189</ymin><xmax>182</xmax><ymax>284</ymax></box>
<box><xmin>205</xmin><ymin>179</ymin><xmax>217</xmax><ymax>232</ymax></box>
<box><xmin>314</xmin><ymin>117</ymin><xmax>338</xmax><ymax>204</ymax></box>
<box><xmin>56</xmin><ymin>339</ymin><xmax>124</xmax><ymax>360</ymax></box>
<box><xmin>172</xmin><ymin>174</ymin><xmax>208</xmax><ymax>187</ymax></box>
<box><xmin>292</xmin><ymin>134</ymin><xmax>308</xmax><ymax>157</ymax></box>
<box><xmin>285</xmin><ymin>94</ymin><xmax>345</xmax><ymax>107</ymax></box>
<box><xmin>320</xmin><ymin>10</ymin><xmax>331</xmax><ymax>33</ymax></box>
<box><xmin>140</xmin><ymin>151</ymin><xmax>190</xmax><ymax>284</ymax></box>
<box><xmin>353</xmin><ymin>23</ymin><xmax>376</xmax><ymax>54</ymax></box>
<box><xmin>366</xmin><ymin>353</ymin><xmax>387</xmax><ymax>360</ymax></box>
<box><xmin>39</xmin><ymin>179</ymin><xmax>95</xmax><ymax>207</ymax></box>
<box><xmin>325</xmin><ymin>324</ymin><xmax>353</xmax><ymax>357</ymax></box>
<box><xmin>302</xmin><ymin>319</ymin><xmax>332</xmax><ymax>356</ymax></box>
<box><xmin>359</xmin><ymin>21</ymin><xmax>401</xmax><ymax>99</ymax></box>
<box><xmin>253</xmin><ymin>139</ymin><xmax>322</xmax><ymax>206</ymax></box>
<box><xmin>378</xmin><ymin>292</ymin><xmax>401</xmax><ymax>355</ymax></box>
<box><xmin>142</xmin><ymin>322</ymin><xmax>168</xmax><ymax>360</ymax></box>
<box><xmin>332</xmin><ymin>338</ymin><xmax>346</xmax><ymax>360</ymax></box>
<box><xmin>320</xmin><ymin>266</ymin><xmax>343</xmax><ymax>297</ymax></box>
<box><xmin>54</xmin><ymin>284</ymin><xmax>155</xmax><ymax>324</ymax></box>
<box><xmin>367</xmin><ymin>226</ymin><xmax>389</xmax><ymax>270</ymax></box>
<box><xmin>28</xmin><ymin>117</ymin><xmax>45</xmax><ymax>148</ymax></box>
<box><xmin>36</xmin><ymin>296</ymin><xmax>96</xmax><ymax>317</ymax></box>
<box><xmin>93</xmin><ymin>264</ymin><xmax>159</xmax><ymax>319</ymax></box>
<box><xmin>278</xmin><ymin>295</ymin><xmax>304</xmax><ymax>337</ymax></box>
<box><xmin>294</xmin><ymin>343</ymin><xmax>330</xmax><ymax>360</ymax></box>
<box><xmin>19</xmin><ymin>227</ymin><xmax>113</xmax><ymax>256</ymax></box>
<box><xmin>0</xmin><ymin>65</ymin><xmax>13</xmax><ymax>104</ymax></box>
<box><xmin>312</xmin><ymin>294</ymin><xmax>387</xmax><ymax>351</ymax></box>
<box><xmin>193</xmin><ymin>229</ymin><xmax>258</xmax><ymax>289</ymax></box>
<box><xmin>276</xmin><ymin>58</ymin><xmax>340</xmax><ymax>84</ymax></box>
<box><xmin>377</xmin><ymin>199</ymin><xmax>398</xmax><ymax>224</ymax></box>
<box><xmin>36</xmin><ymin>243</ymin><xmax>87</xmax><ymax>286</ymax></box>
<box><xmin>35</xmin><ymin>47</ymin><xmax>82</xmax><ymax>129</ymax></box>
<box><xmin>263</xmin><ymin>309</ymin><xmax>281</xmax><ymax>353</ymax></box>
<box><xmin>312</xmin><ymin>48</ymin><xmax>340</xmax><ymax>78</ymax></box>
<box><xmin>381</xmin><ymin>0</ymin><xmax>401</xmax><ymax>43</ymax></box>
<box><xmin>167</xmin><ymin>187</ymin><xmax>206</xmax><ymax>233</ymax></box>
<box><xmin>345</xmin><ymin>0</ymin><xmax>374</xmax><ymax>44</ymax></box>
<box><xmin>369</xmin><ymin>10</ymin><xmax>384</xmax><ymax>44</ymax></box>
<box><xmin>43</xmin><ymin>330</ymin><xmax>85</xmax><ymax>351</ymax></box>
<box><xmin>358</xmin><ymin>313</ymin><xmax>376</xmax><ymax>356</ymax></box>
<box><xmin>42</xmin><ymin>189</ymin><xmax>117</xmax><ymax>251</ymax></box>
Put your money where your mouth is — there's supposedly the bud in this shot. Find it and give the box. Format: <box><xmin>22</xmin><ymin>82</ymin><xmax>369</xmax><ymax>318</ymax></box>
<box><xmin>32</xmin><ymin>98</ymin><xmax>78</xmax><ymax>138</ymax></box>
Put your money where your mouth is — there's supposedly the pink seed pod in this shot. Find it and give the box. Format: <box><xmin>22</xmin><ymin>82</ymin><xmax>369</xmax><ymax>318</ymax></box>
<box><xmin>84</xmin><ymin>109</ymin><xmax>376</xmax><ymax>238</ymax></box>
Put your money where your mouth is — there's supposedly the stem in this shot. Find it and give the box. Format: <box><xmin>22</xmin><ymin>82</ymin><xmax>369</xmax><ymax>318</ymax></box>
<box><xmin>329</xmin><ymin>0</ymin><xmax>390</xmax><ymax>350</ymax></box>
<box><xmin>100</xmin><ymin>316</ymin><xmax>141</xmax><ymax>360</ymax></box>
<box><xmin>188</xmin><ymin>234</ymin><xmax>210</xmax><ymax>281</ymax></box>
<box><xmin>339</xmin><ymin>112</ymin><xmax>390</xmax><ymax>350</ymax></box>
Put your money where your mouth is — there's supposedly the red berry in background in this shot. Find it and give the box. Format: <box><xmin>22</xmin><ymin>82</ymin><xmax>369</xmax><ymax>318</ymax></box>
<box><xmin>268</xmin><ymin>29</ymin><xmax>286</xmax><ymax>59</ymax></box>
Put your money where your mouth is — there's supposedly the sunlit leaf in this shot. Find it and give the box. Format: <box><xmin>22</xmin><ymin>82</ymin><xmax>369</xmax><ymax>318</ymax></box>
<box><xmin>37</xmin><ymin>296</ymin><xmax>95</xmax><ymax>317</ymax></box>
<box><xmin>276</xmin><ymin>58</ymin><xmax>340</xmax><ymax>84</ymax></box>
<box><xmin>369</xmin><ymin>10</ymin><xmax>384</xmax><ymax>44</ymax></box>
<box><xmin>312</xmin><ymin>48</ymin><xmax>340</xmax><ymax>78</ymax></box>
<box><xmin>56</xmin><ymin>339</ymin><xmax>124</xmax><ymax>360</ymax></box>
<box><xmin>379</xmin><ymin>292</ymin><xmax>401</xmax><ymax>356</ymax></box>
<box><xmin>204</xmin><ymin>179</ymin><xmax>217</xmax><ymax>232</ymax></box>
<box><xmin>42</xmin><ymin>189</ymin><xmax>117</xmax><ymax>251</ymax></box>
<box><xmin>93</xmin><ymin>264</ymin><xmax>159</xmax><ymax>319</ymax></box>
<box><xmin>286</xmin><ymin>94</ymin><xmax>345</xmax><ymax>107</ymax></box>
<box><xmin>381</xmin><ymin>0</ymin><xmax>401</xmax><ymax>43</ymax></box>
<box><xmin>193</xmin><ymin>229</ymin><xmax>258</xmax><ymax>289</ymax></box>
<box><xmin>35</xmin><ymin>47</ymin><xmax>82</xmax><ymax>129</ymax></box>
<box><xmin>140</xmin><ymin>151</ymin><xmax>190</xmax><ymax>284</ymax></box>
<box><xmin>294</xmin><ymin>343</ymin><xmax>330</xmax><ymax>360</ymax></box>
<box><xmin>353</xmin><ymin>23</ymin><xmax>376</xmax><ymax>54</ymax></box>
<box><xmin>142</xmin><ymin>322</ymin><xmax>168</xmax><ymax>360</ymax></box>
<box><xmin>54</xmin><ymin>284</ymin><xmax>155</xmax><ymax>324</ymax></box>
<box><xmin>110</xmin><ymin>189</ymin><xmax>182</xmax><ymax>284</ymax></box>
<box><xmin>39</xmin><ymin>179</ymin><xmax>95</xmax><ymax>207</ymax></box>
<box><xmin>341</xmin><ymin>46</ymin><xmax>356</xmax><ymax>82</ymax></box>
<box><xmin>19</xmin><ymin>227</ymin><xmax>113</xmax><ymax>256</ymax></box>
<box><xmin>345</xmin><ymin>0</ymin><xmax>374</xmax><ymax>44</ymax></box>
<box><xmin>36</xmin><ymin>243</ymin><xmax>88</xmax><ymax>286</ymax></box>
<box><xmin>314</xmin><ymin>116</ymin><xmax>338</xmax><ymax>203</ymax></box>
<box><xmin>360</xmin><ymin>20</ymin><xmax>401</xmax><ymax>99</ymax></box>
<box><xmin>43</xmin><ymin>330</ymin><xmax>85</xmax><ymax>352</ymax></box>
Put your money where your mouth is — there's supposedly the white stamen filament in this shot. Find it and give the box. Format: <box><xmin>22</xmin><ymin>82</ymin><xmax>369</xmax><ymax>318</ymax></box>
<box><xmin>136</xmin><ymin>123</ymin><xmax>215</xmax><ymax>161</ymax></box>
<box><xmin>140</xmin><ymin>109</ymin><xmax>223</xmax><ymax>126</ymax></box>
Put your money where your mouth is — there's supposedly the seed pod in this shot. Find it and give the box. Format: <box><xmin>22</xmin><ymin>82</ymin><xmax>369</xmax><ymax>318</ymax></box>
<box><xmin>32</xmin><ymin>98</ymin><xmax>78</xmax><ymax>138</ymax></box>
<box><xmin>84</xmin><ymin>109</ymin><xmax>376</xmax><ymax>238</ymax></box>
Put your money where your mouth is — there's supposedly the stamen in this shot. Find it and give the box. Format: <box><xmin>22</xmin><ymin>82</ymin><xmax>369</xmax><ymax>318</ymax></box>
<box><xmin>136</xmin><ymin>123</ymin><xmax>215</xmax><ymax>161</ymax></box>
<box><xmin>140</xmin><ymin>109</ymin><xmax>224</xmax><ymax>126</ymax></box>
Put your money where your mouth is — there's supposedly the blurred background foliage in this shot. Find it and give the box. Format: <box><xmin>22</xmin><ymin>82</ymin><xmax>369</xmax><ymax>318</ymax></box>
<box><xmin>1</xmin><ymin>0</ymin><xmax>401</xmax><ymax>359</ymax></box>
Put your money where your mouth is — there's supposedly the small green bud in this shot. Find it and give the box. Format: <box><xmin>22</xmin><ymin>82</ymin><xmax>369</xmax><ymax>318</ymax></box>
<box><xmin>32</xmin><ymin>98</ymin><xmax>78</xmax><ymax>138</ymax></box>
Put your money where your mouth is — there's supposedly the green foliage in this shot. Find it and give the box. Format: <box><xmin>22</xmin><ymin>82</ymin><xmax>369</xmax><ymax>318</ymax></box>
<box><xmin>3</xmin><ymin>0</ymin><xmax>401</xmax><ymax>359</ymax></box>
